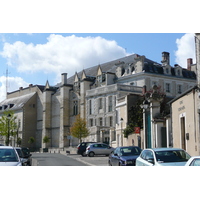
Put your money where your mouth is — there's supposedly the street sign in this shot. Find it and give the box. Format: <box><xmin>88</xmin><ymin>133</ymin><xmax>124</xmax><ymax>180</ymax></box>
<box><xmin>134</xmin><ymin>127</ymin><xmax>140</xmax><ymax>134</ymax></box>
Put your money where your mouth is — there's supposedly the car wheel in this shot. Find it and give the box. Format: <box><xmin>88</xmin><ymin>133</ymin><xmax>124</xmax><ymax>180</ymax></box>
<box><xmin>81</xmin><ymin>152</ymin><xmax>87</xmax><ymax>157</ymax></box>
<box><xmin>119</xmin><ymin>162</ymin><xmax>122</xmax><ymax>166</ymax></box>
<box><xmin>88</xmin><ymin>152</ymin><xmax>95</xmax><ymax>157</ymax></box>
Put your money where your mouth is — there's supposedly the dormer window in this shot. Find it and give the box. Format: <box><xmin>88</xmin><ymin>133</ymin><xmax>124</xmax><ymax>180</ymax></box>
<box><xmin>166</xmin><ymin>68</ymin><xmax>169</xmax><ymax>74</ymax></box>
<box><xmin>121</xmin><ymin>68</ymin><xmax>125</xmax><ymax>76</ymax></box>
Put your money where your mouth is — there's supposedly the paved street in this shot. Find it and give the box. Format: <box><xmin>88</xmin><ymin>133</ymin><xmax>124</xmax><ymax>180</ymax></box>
<box><xmin>31</xmin><ymin>152</ymin><xmax>109</xmax><ymax>166</ymax></box>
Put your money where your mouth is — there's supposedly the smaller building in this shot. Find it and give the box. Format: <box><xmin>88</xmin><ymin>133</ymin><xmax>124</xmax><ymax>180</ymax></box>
<box><xmin>169</xmin><ymin>86</ymin><xmax>199</xmax><ymax>156</ymax></box>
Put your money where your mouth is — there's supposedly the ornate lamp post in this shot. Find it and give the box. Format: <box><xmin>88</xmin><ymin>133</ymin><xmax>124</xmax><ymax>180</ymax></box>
<box><xmin>7</xmin><ymin>113</ymin><xmax>11</xmax><ymax>146</ymax></box>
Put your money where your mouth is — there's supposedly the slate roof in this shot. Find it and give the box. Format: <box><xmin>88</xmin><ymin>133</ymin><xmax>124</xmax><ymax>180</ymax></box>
<box><xmin>58</xmin><ymin>53</ymin><xmax>196</xmax><ymax>86</ymax></box>
<box><xmin>0</xmin><ymin>92</ymin><xmax>36</xmax><ymax>111</ymax></box>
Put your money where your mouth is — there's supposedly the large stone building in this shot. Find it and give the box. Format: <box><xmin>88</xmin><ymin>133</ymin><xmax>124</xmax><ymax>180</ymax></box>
<box><xmin>0</xmin><ymin>52</ymin><xmax>196</xmax><ymax>151</ymax></box>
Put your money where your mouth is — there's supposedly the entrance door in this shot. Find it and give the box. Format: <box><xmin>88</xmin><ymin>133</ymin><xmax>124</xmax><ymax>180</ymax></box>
<box><xmin>180</xmin><ymin>117</ymin><xmax>186</xmax><ymax>150</ymax></box>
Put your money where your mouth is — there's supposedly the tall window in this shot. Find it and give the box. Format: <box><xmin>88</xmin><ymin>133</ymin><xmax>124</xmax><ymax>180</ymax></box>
<box><xmin>108</xmin><ymin>96</ymin><xmax>112</xmax><ymax>112</ymax></box>
<box><xmin>89</xmin><ymin>100</ymin><xmax>92</xmax><ymax>115</ymax></box>
<box><xmin>99</xmin><ymin>98</ymin><xmax>103</xmax><ymax>109</ymax></box>
<box><xmin>73</xmin><ymin>100</ymin><xmax>78</xmax><ymax>115</ymax></box>
<box><xmin>166</xmin><ymin>83</ymin><xmax>170</xmax><ymax>93</ymax></box>
<box><xmin>109</xmin><ymin>116</ymin><xmax>113</xmax><ymax>127</ymax></box>
<box><xmin>178</xmin><ymin>85</ymin><xmax>182</xmax><ymax>94</ymax></box>
<box><xmin>99</xmin><ymin>117</ymin><xmax>103</xmax><ymax>126</ymax></box>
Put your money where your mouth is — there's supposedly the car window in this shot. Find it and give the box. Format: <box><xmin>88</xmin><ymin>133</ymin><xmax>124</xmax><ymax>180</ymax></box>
<box><xmin>0</xmin><ymin>149</ymin><xmax>19</xmax><ymax>162</ymax></box>
<box><xmin>155</xmin><ymin>150</ymin><xmax>190</xmax><ymax>163</ymax></box>
<box><xmin>190</xmin><ymin>159</ymin><xmax>200</xmax><ymax>166</ymax></box>
<box><xmin>145</xmin><ymin>151</ymin><xmax>154</xmax><ymax>160</ymax></box>
<box><xmin>101</xmin><ymin>144</ymin><xmax>108</xmax><ymax>148</ymax></box>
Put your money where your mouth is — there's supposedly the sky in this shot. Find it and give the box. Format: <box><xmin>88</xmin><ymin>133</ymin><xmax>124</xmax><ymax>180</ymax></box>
<box><xmin>0</xmin><ymin>33</ymin><xmax>196</xmax><ymax>102</ymax></box>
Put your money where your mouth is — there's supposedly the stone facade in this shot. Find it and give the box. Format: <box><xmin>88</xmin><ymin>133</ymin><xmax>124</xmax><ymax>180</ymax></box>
<box><xmin>0</xmin><ymin>52</ymin><xmax>197</xmax><ymax>150</ymax></box>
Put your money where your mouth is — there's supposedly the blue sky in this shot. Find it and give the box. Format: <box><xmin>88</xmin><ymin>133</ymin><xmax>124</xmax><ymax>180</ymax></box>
<box><xmin>0</xmin><ymin>33</ymin><xmax>196</xmax><ymax>102</ymax></box>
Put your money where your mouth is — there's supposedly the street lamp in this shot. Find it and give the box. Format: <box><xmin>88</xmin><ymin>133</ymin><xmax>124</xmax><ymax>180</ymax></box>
<box><xmin>140</xmin><ymin>100</ymin><xmax>150</xmax><ymax>149</ymax></box>
<box><xmin>120</xmin><ymin>118</ymin><xmax>123</xmax><ymax>146</ymax></box>
<box><xmin>7</xmin><ymin>113</ymin><xmax>11</xmax><ymax>146</ymax></box>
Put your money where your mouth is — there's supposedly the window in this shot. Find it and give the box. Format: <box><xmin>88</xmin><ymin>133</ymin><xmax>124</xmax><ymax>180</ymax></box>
<box><xmin>121</xmin><ymin>68</ymin><xmax>125</xmax><ymax>76</ymax></box>
<box><xmin>90</xmin><ymin>119</ymin><xmax>93</xmax><ymax>127</ymax></box>
<box><xmin>73</xmin><ymin>100</ymin><xmax>78</xmax><ymax>115</ymax></box>
<box><xmin>178</xmin><ymin>85</ymin><xmax>182</xmax><ymax>94</ymax></box>
<box><xmin>166</xmin><ymin>83</ymin><xmax>170</xmax><ymax>93</ymax></box>
<box><xmin>108</xmin><ymin>96</ymin><xmax>112</xmax><ymax>112</ymax></box>
<box><xmin>166</xmin><ymin>68</ymin><xmax>169</xmax><ymax>74</ymax></box>
<box><xmin>99</xmin><ymin>117</ymin><xmax>103</xmax><ymax>126</ymax></box>
<box><xmin>99</xmin><ymin>98</ymin><xmax>103</xmax><ymax>109</ymax></box>
<box><xmin>109</xmin><ymin>116</ymin><xmax>113</xmax><ymax>127</ymax></box>
<box><xmin>89</xmin><ymin>100</ymin><xmax>92</xmax><ymax>115</ymax></box>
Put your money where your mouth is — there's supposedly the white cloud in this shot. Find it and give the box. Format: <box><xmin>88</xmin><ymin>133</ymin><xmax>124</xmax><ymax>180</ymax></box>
<box><xmin>175</xmin><ymin>33</ymin><xmax>196</xmax><ymax>68</ymax></box>
<box><xmin>0</xmin><ymin>34</ymin><xmax>127</xmax><ymax>81</ymax></box>
<box><xmin>0</xmin><ymin>76</ymin><xmax>29</xmax><ymax>102</ymax></box>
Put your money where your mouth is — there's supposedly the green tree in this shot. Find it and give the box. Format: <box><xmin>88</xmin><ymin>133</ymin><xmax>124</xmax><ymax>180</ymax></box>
<box><xmin>70</xmin><ymin>114</ymin><xmax>90</xmax><ymax>142</ymax></box>
<box><xmin>0</xmin><ymin>110</ymin><xmax>18</xmax><ymax>146</ymax></box>
<box><xmin>28</xmin><ymin>136</ymin><xmax>35</xmax><ymax>144</ymax></box>
<box><xmin>43</xmin><ymin>136</ymin><xmax>50</xmax><ymax>144</ymax></box>
<box><xmin>123</xmin><ymin>98</ymin><xmax>143</xmax><ymax>138</ymax></box>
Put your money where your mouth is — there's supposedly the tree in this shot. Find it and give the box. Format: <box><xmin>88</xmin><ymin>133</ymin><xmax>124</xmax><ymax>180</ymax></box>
<box><xmin>0</xmin><ymin>110</ymin><xmax>18</xmax><ymax>146</ymax></box>
<box><xmin>70</xmin><ymin>114</ymin><xmax>90</xmax><ymax>142</ymax></box>
<box><xmin>28</xmin><ymin>136</ymin><xmax>35</xmax><ymax>144</ymax></box>
<box><xmin>43</xmin><ymin>136</ymin><xmax>50</xmax><ymax>144</ymax></box>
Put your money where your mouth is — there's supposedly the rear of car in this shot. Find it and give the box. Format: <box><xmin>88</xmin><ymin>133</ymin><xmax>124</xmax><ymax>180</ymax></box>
<box><xmin>77</xmin><ymin>142</ymin><xmax>96</xmax><ymax>156</ymax></box>
<box><xmin>0</xmin><ymin>146</ymin><xmax>22</xmax><ymax>166</ymax></box>
<box><xmin>21</xmin><ymin>147</ymin><xmax>32</xmax><ymax>166</ymax></box>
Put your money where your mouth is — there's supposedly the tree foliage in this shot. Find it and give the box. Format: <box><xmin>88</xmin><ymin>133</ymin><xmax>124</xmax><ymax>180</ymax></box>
<box><xmin>123</xmin><ymin>98</ymin><xmax>143</xmax><ymax>138</ymax></box>
<box><xmin>43</xmin><ymin>136</ymin><xmax>50</xmax><ymax>144</ymax></box>
<box><xmin>0</xmin><ymin>110</ymin><xmax>18</xmax><ymax>145</ymax></box>
<box><xmin>70</xmin><ymin>114</ymin><xmax>90</xmax><ymax>142</ymax></box>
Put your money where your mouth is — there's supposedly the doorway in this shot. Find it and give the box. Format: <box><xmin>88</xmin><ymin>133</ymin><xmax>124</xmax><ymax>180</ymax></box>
<box><xmin>180</xmin><ymin>117</ymin><xmax>186</xmax><ymax>150</ymax></box>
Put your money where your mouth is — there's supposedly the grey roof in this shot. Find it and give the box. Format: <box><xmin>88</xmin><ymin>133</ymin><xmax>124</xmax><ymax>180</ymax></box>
<box><xmin>0</xmin><ymin>92</ymin><xmax>36</xmax><ymax>111</ymax></box>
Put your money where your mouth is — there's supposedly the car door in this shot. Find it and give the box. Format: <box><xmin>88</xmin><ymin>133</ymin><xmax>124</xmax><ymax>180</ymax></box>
<box><xmin>136</xmin><ymin>150</ymin><xmax>154</xmax><ymax>166</ymax></box>
<box><xmin>101</xmin><ymin>144</ymin><xmax>110</xmax><ymax>155</ymax></box>
<box><xmin>111</xmin><ymin>148</ymin><xmax>120</xmax><ymax>166</ymax></box>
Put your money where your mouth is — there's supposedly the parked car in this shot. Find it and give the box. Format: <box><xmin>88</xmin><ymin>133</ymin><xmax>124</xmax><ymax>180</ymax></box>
<box><xmin>0</xmin><ymin>146</ymin><xmax>22</xmax><ymax>166</ymax></box>
<box><xmin>185</xmin><ymin>156</ymin><xmax>200</xmax><ymax>166</ymax></box>
<box><xmin>15</xmin><ymin>147</ymin><xmax>28</xmax><ymax>166</ymax></box>
<box><xmin>86</xmin><ymin>143</ymin><xmax>114</xmax><ymax>157</ymax></box>
<box><xmin>21</xmin><ymin>147</ymin><xmax>32</xmax><ymax>166</ymax></box>
<box><xmin>77</xmin><ymin>142</ymin><xmax>96</xmax><ymax>156</ymax></box>
<box><xmin>136</xmin><ymin>148</ymin><xmax>191</xmax><ymax>166</ymax></box>
<box><xmin>108</xmin><ymin>146</ymin><xmax>142</xmax><ymax>166</ymax></box>
<box><xmin>0</xmin><ymin>144</ymin><xmax>4</xmax><ymax>146</ymax></box>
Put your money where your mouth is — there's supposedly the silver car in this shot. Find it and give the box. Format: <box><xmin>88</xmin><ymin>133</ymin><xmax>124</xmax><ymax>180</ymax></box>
<box><xmin>86</xmin><ymin>143</ymin><xmax>114</xmax><ymax>157</ymax></box>
<box><xmin>0</xmin><ymin>146</ymin><xmax>22</xmax><ymax>166</ymax></box>
<box><xmin>136</xmin><ymin>148</ymin><xmax>191</xmax><ymax>166</ymax></box>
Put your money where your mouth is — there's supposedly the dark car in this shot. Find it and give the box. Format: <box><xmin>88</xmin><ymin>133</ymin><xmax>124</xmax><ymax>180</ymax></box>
<box><xmin>108</xmin><ymin>146</ymin><xmax>142</xmax><ymax>166</ymax></box>
<box><xmin>77</xmin><ymin>142</ymin><xmax>96</xmax><ymax>156</ymax></box>
<box><xmin>21</xmin><ymin>147</ymin><xmax>32</xmax><ymax>166</ymax></box>
<box><xmin>15</xmin><ymin>147</ymin><xmax>28</xmax><ymax>166</ymax></box>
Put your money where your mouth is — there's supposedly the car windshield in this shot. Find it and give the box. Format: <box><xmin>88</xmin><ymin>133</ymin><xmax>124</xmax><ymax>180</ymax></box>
<box><xmin>155</xmin><ymin>150</ymin><xmax>191</xmax><ymax>163</ymax></box>
<box><xmin>0</xmin><ymin>148</ymin><xmax>19</xmax><ymax>162</ymax></box>
<box><xmin>120</xmin><ymin>147</ymin><xmax>142</xmax><ymax>156</ymax></box>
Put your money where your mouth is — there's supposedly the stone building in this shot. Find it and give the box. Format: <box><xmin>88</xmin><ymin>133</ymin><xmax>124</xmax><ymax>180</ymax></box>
<box><xmin>0</xmin><ymin>52</ymin><xmax>197</xmax><ymax>150</ymax></box>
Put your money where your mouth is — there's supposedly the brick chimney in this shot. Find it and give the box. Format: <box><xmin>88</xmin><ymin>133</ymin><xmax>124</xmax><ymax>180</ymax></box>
<box><xmin>161</xmin><ymin>52</ymin><xmax>170</xmax><ymax>65</ymax></box>
<box><xmin>187</xmin><ymin>58</ymin><xmax>193</xmax><ymax>71</ymax></box>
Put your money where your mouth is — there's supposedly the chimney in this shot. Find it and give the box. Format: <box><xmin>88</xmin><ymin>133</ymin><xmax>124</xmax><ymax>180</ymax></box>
<box><xmin>161</xmin><ymin>52</ymin><xmax>170</xmax><ymax>65</ymax></box>
<box><xmin>61</xmin><ymin>73</ymin><xmax>67</xmax><ymax>85</ymax></box>
<box><xmin>187</xmin><ymin>58</ymin><xmax>193</xmax><ymax>71</ymax></box>
<box><xmin>29</xmin><ymin>84</ymin><xmax>33</xmax><ymax>87</ymax></box>
<box><xmin>19</xmin><ymin>87</ymin><xmax>23</xmax><ymax>90</ymax></box>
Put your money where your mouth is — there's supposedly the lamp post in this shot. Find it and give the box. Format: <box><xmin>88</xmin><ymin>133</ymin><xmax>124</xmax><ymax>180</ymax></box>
<box><xmin>120</xmin><ymin>118</ymin><xmax>123</xmax><ymax>146</ymax></box>
<box><xmin>140</xmin><ymin>100</ymin><xmax>150</xmax><ymax>149</ymax></box>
